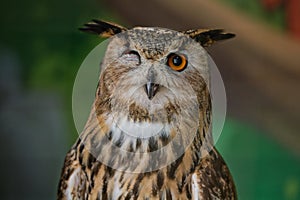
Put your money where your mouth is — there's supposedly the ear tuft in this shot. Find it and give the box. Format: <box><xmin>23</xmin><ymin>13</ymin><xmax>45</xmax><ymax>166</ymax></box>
<box><xmin>184</xmin><ymin>29</ymin><xmax>235</xmax><ymax>47</ymax></box>
<box><xmin>79</xmin><ymin>19</ymin><xmax>127</xmax><ymax>38</ymax></box>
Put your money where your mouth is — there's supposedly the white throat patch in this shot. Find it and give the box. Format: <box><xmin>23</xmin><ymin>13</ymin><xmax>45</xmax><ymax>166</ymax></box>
<box><xmin>115</xmin><ymin>116</ymin><xmax>165</xmax><ymax>139</ymax></box>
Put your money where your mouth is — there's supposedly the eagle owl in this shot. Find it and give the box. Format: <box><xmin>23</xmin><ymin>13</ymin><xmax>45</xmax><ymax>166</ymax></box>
<box><xmin>57</xmin><ymin>20</ymin><xmax>237</xmax><ymax>200</ymax></box>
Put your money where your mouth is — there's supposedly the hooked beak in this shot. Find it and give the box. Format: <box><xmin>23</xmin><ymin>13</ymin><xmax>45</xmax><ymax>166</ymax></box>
<box><xmin>144</xmin><ymin>82</ymin><xmax>160</xmax><ymax>100</ymax></box>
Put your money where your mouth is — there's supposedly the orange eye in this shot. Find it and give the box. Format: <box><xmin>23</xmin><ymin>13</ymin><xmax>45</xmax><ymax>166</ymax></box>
<box><xmin>167</xmin><ymin>53</ymin><xmax>187</xmax><ymax>72</ymax></box>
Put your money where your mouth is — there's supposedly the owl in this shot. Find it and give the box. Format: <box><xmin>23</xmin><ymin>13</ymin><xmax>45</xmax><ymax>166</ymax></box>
<box><xmin>57</xmin><ymin>20</ymin><xmax>237</xmax><ymax>200</ymax></box>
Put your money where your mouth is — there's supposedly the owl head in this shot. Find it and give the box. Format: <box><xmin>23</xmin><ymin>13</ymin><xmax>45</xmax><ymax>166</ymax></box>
<box><xmin>78</xmin><ymin>20</ymin><xmax>235</xmax><ymax>171</ymax></box>
<box><xmin>80</xmin><ymin>20</ymin><xmax>234</xmax><ymax>127</ymax></box>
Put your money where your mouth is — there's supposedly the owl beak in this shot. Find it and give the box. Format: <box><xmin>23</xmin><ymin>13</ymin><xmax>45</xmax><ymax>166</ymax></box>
<box><xmin>145</xmin><ymin>82</ymin><xmax>160</xmax><ymax>100</ymax></box>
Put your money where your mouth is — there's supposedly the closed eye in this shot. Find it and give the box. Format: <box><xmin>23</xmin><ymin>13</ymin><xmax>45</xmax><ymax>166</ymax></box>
<box><xmin>122</xmin><ymin>50</ymin><xmax>141</xmax><ymax>65</ymax></box>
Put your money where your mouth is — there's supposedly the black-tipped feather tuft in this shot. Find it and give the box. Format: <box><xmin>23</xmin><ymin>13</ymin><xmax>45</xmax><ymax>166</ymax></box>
<box><xmin>184</xmin><ymin>29</ymin><xmax>235</xmax><ymax>47</ymax></box>
<box><xmin>79</xmin><ymin>19</ymin><xmax>127</xmax><ymax>38</ymax></box>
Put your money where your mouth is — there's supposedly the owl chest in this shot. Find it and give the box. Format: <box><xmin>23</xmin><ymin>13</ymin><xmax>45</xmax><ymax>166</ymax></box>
<box><xmin>83</xmin><ymin>166</ymin><xmax>199</xmax><ymax>200</ymax></box>
<box><xmin>78</xmin><ymin>115</ymin><xmax>203</xmax><ymax>199</ymax></box>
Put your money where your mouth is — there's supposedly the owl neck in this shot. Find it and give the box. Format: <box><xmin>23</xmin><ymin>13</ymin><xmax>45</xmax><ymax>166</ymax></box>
<box><xmin>79</xmin><ymin>100</ymin><xmax>212</xmax><ymax>173</ymax></box>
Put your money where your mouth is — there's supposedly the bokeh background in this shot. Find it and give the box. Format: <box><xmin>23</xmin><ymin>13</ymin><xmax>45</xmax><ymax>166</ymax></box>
<box><xmin>1</xmin><ymin>0</ymin><xmax>300</xmax><ymax>199</ymax></box>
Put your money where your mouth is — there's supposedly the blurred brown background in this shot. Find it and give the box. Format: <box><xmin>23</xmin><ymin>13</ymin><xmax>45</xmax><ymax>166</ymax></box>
<box><xmin>0</xmin><ymin>0</ymin><xmax>299</xmax><ymax>199</ymax></box>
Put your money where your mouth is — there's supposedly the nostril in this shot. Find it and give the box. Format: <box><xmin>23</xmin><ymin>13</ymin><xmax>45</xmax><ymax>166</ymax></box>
<box><xmin>144</xmin><ymin>83</ymin><xmax>160</xmax><ymax>100</ymax></box>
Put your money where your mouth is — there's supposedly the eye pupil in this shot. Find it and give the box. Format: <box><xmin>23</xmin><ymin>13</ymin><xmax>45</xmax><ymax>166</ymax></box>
<box><xmin>172</xmin><ymin>55</ymin><xmax>182</xmax><ymax>66</ymax></box>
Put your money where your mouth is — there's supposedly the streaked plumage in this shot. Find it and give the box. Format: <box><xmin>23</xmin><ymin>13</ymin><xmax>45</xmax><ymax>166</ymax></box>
<box><xmin>58</xmin><ymin>20</ymin><xmax>236</xmax><ymax>200</ymax></box>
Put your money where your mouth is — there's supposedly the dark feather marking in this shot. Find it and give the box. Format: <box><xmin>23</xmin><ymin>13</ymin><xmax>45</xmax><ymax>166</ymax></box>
<box><xmin>166</xmin><ymin>189</ymin><xmax>172</xmax><ymax>200</ymax></box>
<box><xmin>76</xmin><ymin>140</ymin><xmax>84</xmax><ymax>166</ymax></box>
<box><xmin>107</xmin><ymin>131</ymin><xmax>113</xmax><ymax>141</ymax></box>
<box><xmin>124</xmin><ymin>191</ymin><xmax>133</xmax><ymax>200</ymax></box>
<box><xmin>128</xmin><ymin>141</ymin><xmax>134</xmax><ymax>152</ymax></box>
<box><xmin>79</xmin><ymin>152</ymin><xmax>83</xmax><ymax>166</ymax></box>
<box><xmin>79</xmin><ymin>143</ymin><xmax>84</xmax><ymax>154</ymax></box>
<box><xmin>62</xmin><ymin>166</ymin><xmax>74</xmax><ymax>182</ymax></box>
<box><xmin>74</xmin><ymin>138</ymin><xmax>81</xmax><ymax>148</ymax></box>
<box><xmin>88</xmin><ymin>185</ymin><xmax>92</xmax><ymax>194</ymax></box>
<box><xmin>148</xmin><ymin>136</ymin><xmax>158</xmax><ymax>152</ymax></box>
<box><xmin>190</xmin><ymin>154</ymin><xmax>198</xmax><ymax>173</ymax></box>
<box><xmin>87</xmin><ymin>153</ymin><xmax>96</xmax><ymax>169</ymax></box>
<box><xmin>178</xmin><ymin>173</ymin><xmax>188</xmax><ymax>193</ymax></box>
<box><xmin>136</xmin><ymin>138</ymin><xmax>142</xmax><ymax>149</ymax></box>
<box><xmin>90</xmin><ymin>162</ymin><xmax>101</xmax><ymax>188</ymax></box>
<box><xmin>101</xmin><ymin>171</ymin><xmax>109</xmax><ymax>200</ymax></box>
<box><xmin>159</xmin><ymin>130</ymin><xmax>170</xmax><ymax>146</ymax></box>
<box><xmin>177</xmin><ymin>182</ymin><xmax>183</xmax><ymax>193</ymax></box>
<box><xmin>131</xmin><ymin>173</ymin><xmax>144</xmax><ymax>197</ymax></box>
<box><xmin>157</xmin><ymin>171</ymin><xmax>164</xmax><ymax>190</ymax></box>
<box><xmin>114</xmin><ymin>132</ymin><xmax>125</xmax><ymax>147</ymax></box>
<box><xmin>119</xmin><ymin>172</ymin><xmax>124</xmax><ymax>182</ymax></box>
<box><xmin>167</xmin><ymin>154</ymin><xmax>184</xmax><ymax>179</ymax></box>
<box><xmin>185</xmin><ymin>184</ymin><xmax>192</xmax><ymax>199</ymax></box>
<box><xmin>132</xmin><ymin>180</ymin><xmax>140</xmax><ymax>198</ymax></box>
<box><xmin>152</xmin><ymin>181</ymin><xmax>158</xmax><ymax>197</ymax></box>
<box><xmin>106</xmin><ymin>166</ymin><xmax>115</xmax><ymax>177</ymax></box>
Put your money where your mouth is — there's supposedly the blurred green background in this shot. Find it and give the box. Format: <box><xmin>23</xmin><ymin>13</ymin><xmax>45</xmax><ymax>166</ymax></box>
<box><xmin>1</xmin><ymin>0</ymin><xmax>300</xmax><ymax>199</ymax></box>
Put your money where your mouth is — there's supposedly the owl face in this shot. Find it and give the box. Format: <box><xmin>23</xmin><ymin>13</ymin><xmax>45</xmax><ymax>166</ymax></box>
<box><xmin>99</xmin><ymin>27</ymin><xmax>209</xmax><ymax>124</ymax></box>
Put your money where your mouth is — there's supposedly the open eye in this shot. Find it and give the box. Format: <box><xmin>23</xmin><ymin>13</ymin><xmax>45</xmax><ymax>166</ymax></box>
<box><xmin>123</xmin><ymin>50</ymin><xmax>141</xmax><ymax>65</ymax></box>
<box><xmin>167</xmin><ymin>53</ymin><xmax>187</xmax><ymax>72</ymax></box>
